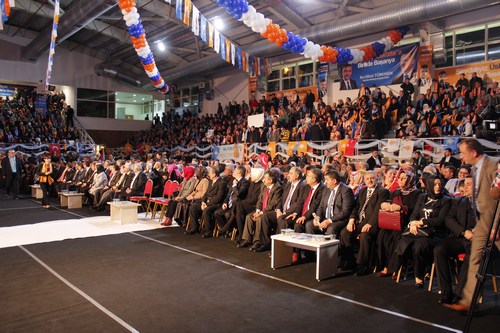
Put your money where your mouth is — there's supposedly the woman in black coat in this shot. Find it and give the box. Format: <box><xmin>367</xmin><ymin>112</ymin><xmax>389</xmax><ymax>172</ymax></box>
<box><xmin>391</xmin><ymin>174</ymin><xmax>451</xmax><ymax>288</ymax></box>
<box><xmin>377</xmin><ymin>170</ymin><xmax>421</xmax><ymax>277</ymax></box>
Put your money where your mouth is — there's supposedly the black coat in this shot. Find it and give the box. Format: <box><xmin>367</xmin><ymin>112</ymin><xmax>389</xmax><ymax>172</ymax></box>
<box><xmin>350</xmin><ymin>185</ymin><xmax>390</xmax><ymax>227</ymax></box>
<box><xmin>316</xmin><ymin>183</ymin><xmax>354</xmax><ymax>223</ymax></box>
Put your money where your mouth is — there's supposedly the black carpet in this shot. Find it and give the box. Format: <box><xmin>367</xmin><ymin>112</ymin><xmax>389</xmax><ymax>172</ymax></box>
<box><xmin>1</xmin><ymin>191</ymin><xmax>499</xmax><ymax>332</ymax></box>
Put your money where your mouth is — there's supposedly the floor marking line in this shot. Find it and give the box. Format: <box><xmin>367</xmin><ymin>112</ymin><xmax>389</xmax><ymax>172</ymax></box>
<box><xmin>0</xmin><ymin>206</ymin><xmax>42</xmax><ymax>211</ymax></box>
<box><xmin>131</xmin><ymin>232</ymin><xmax>462</xmax><ymax>333</ymax></box>
<box><xmin>19</xmin><ymin>245</ymin><xmax>140</xmax><ymax>333</ymax></box>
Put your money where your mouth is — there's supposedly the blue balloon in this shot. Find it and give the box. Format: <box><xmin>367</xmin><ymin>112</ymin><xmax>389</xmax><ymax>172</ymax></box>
<box><xmin>149</xmin><ymin>74</ymin><xmax>161</xmax><ymax>82</ymax></box>
<box><xmin>139</xmin><ymin>53</ymin><xmax>155</xmax><ymax>65</ymax></box>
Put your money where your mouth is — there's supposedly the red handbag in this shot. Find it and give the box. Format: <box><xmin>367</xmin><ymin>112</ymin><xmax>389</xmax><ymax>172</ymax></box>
<box><xmin>378</xmin><ymin>210</ymin><xmax>403</xmax><ymax>231</ymax></box>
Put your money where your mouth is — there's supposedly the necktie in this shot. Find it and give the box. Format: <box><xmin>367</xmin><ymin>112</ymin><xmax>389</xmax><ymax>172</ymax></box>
<box><xmin>346</xmin><ymin>81</ymin><xmax>351</xmax><ymax>90</ymax></box>
<box><xmin>261</xmin><ymin>187</ymin><xmax>270</xmax><ymax>211</ymax></box>
<box><xmin>284</xmin><ymin>184</ymin><xmax>295</xmax><ymax>212</ymax></box>
<box><xmin>359</xmin><ymin>188</ymin><xmax>374</xmax><ymax>222</ymax></box>
<box><xmin>326</xmin><ymin>189</ymin><xmax>336</xmax><ymax>219</ymax></box>
<box><xmin>228</xmin><ymin>186</ymin><xmax>235</xmax><ymax>209</ymax></box>
<box><xmin>301</xmin><ymin>187</ymin><xmax>314</xmax><ymax>216</ymax></box>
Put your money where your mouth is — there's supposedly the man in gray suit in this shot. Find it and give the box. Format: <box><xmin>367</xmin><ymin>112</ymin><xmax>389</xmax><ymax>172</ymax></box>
<box><xmin>445</xmin><ymin>138</ymin><xmax>499</xmax><ymax>311</ymax></box>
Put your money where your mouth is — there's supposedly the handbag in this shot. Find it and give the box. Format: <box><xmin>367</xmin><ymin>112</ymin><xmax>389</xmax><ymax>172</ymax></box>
<box><xmin>378</xmin><ymin>210</ymin><xmax>403</xmax><ymax>231</ymax></box>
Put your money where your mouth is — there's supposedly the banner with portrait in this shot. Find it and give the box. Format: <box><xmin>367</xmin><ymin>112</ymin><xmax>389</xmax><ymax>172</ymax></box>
<box><xmin>417</xmin><ymin>45</ymin><xmax>433</xmax><ymax>89</ymax></box>
<box><xmin>338</xmin><ymin>43</ymin><xmax>419</xmax><ymax>90</ymax></box>
<box><xmin>317</xmin><ymin>62</ymin><xmax>329</xmax><ymax>101</ymax></box>
<box><xmin>433</xmin><ymin>60</ymin><xmax>500</xmax><ymax>89</ymax></box>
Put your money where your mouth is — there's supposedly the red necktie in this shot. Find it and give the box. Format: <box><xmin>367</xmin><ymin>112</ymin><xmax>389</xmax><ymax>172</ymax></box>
<box><xmin>301</xmin><ymin>187</ymin><xmax>314</xmax><ymax>216</ymax></box>
<box><xmin>261</xmin><ymin>187</ymin><xmax>270</xmax><ymax>211</ymax></box>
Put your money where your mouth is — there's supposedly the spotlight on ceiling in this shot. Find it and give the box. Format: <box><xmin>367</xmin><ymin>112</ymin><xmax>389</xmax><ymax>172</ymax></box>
<box><xmin>214</xmin><ymin>18</ymin><xmax>224</xmax><ymax>30</ymax></box>
<box><xmin>158</xmin><ymin>41</ymin><xmax>166</xmax><ymax>52</ymax></box>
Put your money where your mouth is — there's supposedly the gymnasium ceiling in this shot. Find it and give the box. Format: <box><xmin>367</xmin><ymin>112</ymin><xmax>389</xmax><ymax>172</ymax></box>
<box><xmin>0</xmin><ymin>0</ymin><xmax>498</xmax><ymax>86</ymax></box>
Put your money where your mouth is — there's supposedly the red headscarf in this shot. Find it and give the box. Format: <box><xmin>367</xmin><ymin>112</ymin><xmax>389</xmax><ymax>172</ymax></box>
<box><xmin>183</xmin><ymin>166</ymin><xmax>195</xmax><ymax>180</ymax></box>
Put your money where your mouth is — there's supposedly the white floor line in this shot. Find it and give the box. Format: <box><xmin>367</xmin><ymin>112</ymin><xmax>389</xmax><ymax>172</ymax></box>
<box><xmin>131</xmin><ymin>232</ymin><xmax>462</xmax><ymax>333</ymax></box>
<box><xmin>19</xmin><ymin>245</ymin><xmax>140</xmax><ymax>333</ymax></box>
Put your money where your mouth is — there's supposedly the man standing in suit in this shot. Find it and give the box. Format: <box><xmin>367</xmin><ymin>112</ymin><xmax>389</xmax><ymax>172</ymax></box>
<box><xmin>187</xmin><ymin>166</ymin><xmax>226</xmax><ymax>237</ymax></box>
<box><xmin>2</xmin><ymin>150</ymin><xmax>22</xmax><ymax>199</ymax></box>
<box><xmin>339</xmin><ymin>64</ymin><xmax>358</xmax><ymax>91</ymax></box>
<box><xmin>214</xmin><ymin>165</ymin><xmax>250</xmax><ymax>236</ymax></box>
<box><xmin>340</xmin><ymin>171</ymin><xmax>390</xmax><ymax>276</ymax></box>
<box><xmin>238</xmin><ymin>171</ymin><xmax>282</xmax><ymax>251</ymax></box>
<box><xmin>306</xmin><ymin>170</ymin><xmax>354</xmax><ymax>236</ymax></box>
<box><xmin>445</xmin><ymin>138</ymin><xmax>499</xmax><ymax>312</ymax></box>
<box><xmin>259</xmin><ymin>167</ymin><xmax>307</xmax><ymax>251</ymax></box>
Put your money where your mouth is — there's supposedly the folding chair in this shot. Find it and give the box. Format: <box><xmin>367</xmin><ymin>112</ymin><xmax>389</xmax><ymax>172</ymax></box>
<box><xmin>156</xmin><ymin>181</ymin><xmax>180</xmax><ymax>221</ymax></box>
<box><xmin>130</xmin><ymin>179</ymin><xmax>153</xmax><ymax>211</ymax></box>
<box><xmin>146</xmin><ymin>181</ymin><xmax>171</xmax><ymax>218</ymax></box>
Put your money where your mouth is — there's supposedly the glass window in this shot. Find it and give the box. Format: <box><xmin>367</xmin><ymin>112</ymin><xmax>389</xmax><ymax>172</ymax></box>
<box><xmin>192</xmin><ymin>86</ymin><xmax>200</xmax><ymax>95</ymax></box>
<box><xmin>298</xmin><ymin>62</ymin><xmax>313</xmax><ymax>75</ymax></box>
<box><xmin>488</xmin><ymin>43</ymin><xmax>500</xmax><ymax>60</ymax></box>
<box><xmin>182</xmin><ymin>88</ymin><xmax>190</xmax><ymax>96</ymax></box>
<box><xmin>77</xmin><ymin>88</ymin><xmax>108</xmax><ymax>101</ymax></box>
<box><xmin>445</xmin><ymin>35</ymin><xmax>453</xmax><ymax>49</ymax></box>
<box><xmin>489</xmin><ymin>25</ymin><xmax>500</xmax><ymax>42</ymax></box>
<box><xmin>283</xmin><ymin>78</ymin><xmax>296</xmax><ymax>90</ymax></box>
<box><xmin>283</xmin><ymin>66</ymin><xmax>295</xmax><ymax>78</ymax></box>
<box><xmin>269</xmin><ymin>69</ymin><xmax>280</xmax><ymax>80</ymax></box>
<box><xmin>77</xmin><ymin>101</ymin><xmax>108</xmax><ymax>117</ymax></box>
<box><xmin>108</xmin><ymin>91</ymin><xmax>116</xmax><ymax>103</ymax></box>
<box><xmin>267</xmin><ymin>81</ymin><xmax>280</xmax><ymax>92</ymax></box>
<box><xmin>456</xmin><ymin>46</ymin><xmax>485</xmax><ymax>65</ymax></box>
<box><xmin>455</xmin><ymin>28</ymin><xmax>485</xmax><ymax>47</ymax></box>
<box><xmin>298</xmin><ymin>74</ymin><xmax>313</xmax><ymax>88</ymax></box>
<box><xmin>435</xmin><ymin>50</ymin><xmax>454</xmax><ymax>68</ymax></box>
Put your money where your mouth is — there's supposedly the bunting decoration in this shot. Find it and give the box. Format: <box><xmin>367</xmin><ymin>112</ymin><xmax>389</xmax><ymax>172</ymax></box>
<box><xmin>214</xmin><ymin>0</ymin><xmax>410</xmax><ymax>64</ymax></box>
<box><xmin>118</xmin><ymin>0</ymin><xmax>173</xmax><ymax>94</ymax></box>
<box><xmin>173</xmin><ymin>0</ymin><xmax>270</xmax><ymax>76</ymax></box>
<box><xmin>44</xmin><ymin>0</ymin><xmax>60</xmax><ymax>92</ymax></box>
<box><xmin>1</xmin><ymin>1</ymin><xmax>16</xmax><ymax>31</ymax></box>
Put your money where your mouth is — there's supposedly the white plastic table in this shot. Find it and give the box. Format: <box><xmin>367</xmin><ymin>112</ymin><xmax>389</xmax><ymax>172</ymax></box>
<box><xmin>60</xmin><ymin>192</ymin><xmax>84</xmax><ymax>209</ymax></box>
<box><xmin>107</xmin><ymin>201</ymin><xmax>141</xmax><ymax>225</ymax></box>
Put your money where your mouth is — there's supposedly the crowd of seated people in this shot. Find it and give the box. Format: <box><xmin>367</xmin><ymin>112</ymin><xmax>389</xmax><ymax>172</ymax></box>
<box><xmin>1</xmin><ymin>136</ymin><xmax>498</xmax><ymax>313</ymax></box>
<box><xmin>0</xmin><ymin>91</ymin><xmax>78</xmax><ymax>144</ymax></box>
<box><xmin>126</xmin><ymin>73</ymin><xmax>499</xmax><ymax>152</ymax></box>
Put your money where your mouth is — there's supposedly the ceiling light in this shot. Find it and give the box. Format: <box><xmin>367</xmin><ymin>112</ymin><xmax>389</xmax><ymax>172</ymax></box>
<box><xmin>133</xmin><ymin>94</ymin><xmax>136</xmax><ymax>97</ymax></box>
<box><xmin>134</xmin><ymin>100</ymin><xmax>136</xmax><ymax>102</ymax></box>
<box><xmin>158</xmin><ymin>41</ymin><xmax>166</xmax><ymax>52</ymax></box>
<box><xmin>116</xmin><ymin>99</ymin><xmax>120</xmax><ymax>101</ymax></box>
<box><xmin>142</xmin><ymin>98</ymin><xmax>145</xmax><ymax>100</ymax></box>
<box><xmin>214</xmin><ymin>18</ymin><xmax>224</xmax><ymax>30</ymax></box>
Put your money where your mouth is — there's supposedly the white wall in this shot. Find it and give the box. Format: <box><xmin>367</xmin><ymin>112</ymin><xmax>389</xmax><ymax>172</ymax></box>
<box><xmin>202</xmin><ymin>70</ymin><xmax>249</xmax><ymax>114</ymax></box>
<box><xmin>78</xmin><ymin>117</ymin><xmax>151</xmax><ymax>131</ymax></box>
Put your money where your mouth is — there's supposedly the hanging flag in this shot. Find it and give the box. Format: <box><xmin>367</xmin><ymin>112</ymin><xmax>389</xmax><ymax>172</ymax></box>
<box><xmin>298</xmin><ymin>141</ymin><xmax>309</xmax><ymax>155</ymax></box>
<box><xmin>267</xmin><ymin>142</ymin><xmax>276</xmax><ymax>158</ymax></box>
<box><xmin>345</xmin><ymin>139</ymin><xmax>357</xmax><ymax>156</ymax></box>
<box><xmin>44</xmin><ymin>0</ymin><xmax>60</xmax><ymax>92</ymax></box>
<box><xmin>386</xmin><ymin>139</ymin><xmax>400</xmax><ymax>153</ymax></box>
<box><xmin>237</xmin><ymin>48</ymin><xmax>242</xmax><ymax>70</ymax></box>
<box><xmin>183</xmin><ymin>0</ymin><xmax>191</xmax><ymax>26</ymax></box>
<box><xmin>399</xmin><ymin>139</ymin><xmax>415</xmax><ymax>160</ymax></box>
<box><xmin>248</xmin><ymin>56</ymin><xmax>255</xmax><ymax>76</ymax></box>
<box><xmin>214</xmin><ymin>30</ymin><xmax>220</xmax><ymax>54</ymax></box>
<box><xmin>191</xmin><ymin>5</ymin><xmax>199</xmax><ymax>36</ymax></box>
<box><xmin>231</xmin><ymin>43</ymin><xmax>236</xmax><ymax>65</ymax></box>
<box><xmin>338</xmin><ymin>140</ymin><xmax>348</xmax><ymax>155</ymax></box>
<box><xmin>220</xmin><ymin>34</ymin><xmax>225</xmax><ymax>59</ymax></box>
<box><xmin>443</xmin><ymin>136</ymin><xmax>460</xmax><ymax>154</ymax></box>
<box><xmin>200</xmin><ymin>15</ymin><xmax>207</xmax><ymax>42</ymax></box>
<box><xmin>49</xmin><ymin>143</ymin><xmax>61</xmax><ymax>158</ymax></box>
<box><xmin>244</xmin><ymin>52</ymin><xmax>249</xmax><ymax>73</ymax></box>
<box><xmin>225</xmin><ymin>39</ymin><xmax>231</xmax><ymax>62</ymax></box>
<box><xmin>208</xmin><ymin>22</ymin><xmax>214</xmax><ymax>48</ymax></box>
<box><xmin>175</xmin><ymin>0</ymin><xmax>183</xmax><ymax>21</ymax></box>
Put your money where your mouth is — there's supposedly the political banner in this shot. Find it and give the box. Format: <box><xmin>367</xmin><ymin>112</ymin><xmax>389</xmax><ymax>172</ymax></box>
<box><xmin>417</xmin><ymin>45</ymin><xmax>433</xmax><ymax>89</ymax></box>
<box><xmin>248</xmin><ymin>113</ymin><xmax>264</xmax><ymax>128</ymax></box>
<box><xmin>317</xmin><ymin>62</ymin><xmax>328</xmax><ymax>101</ymax></box>
<box><xmin>435</xmin><ymin>60</ymin><xmax>500</xmax><ymax>89</ymax></box>
<box><xmin>216</xmin><ymin>144</ymin><xmax>244</xmax><ymax>162</ymax></box>
<box><xmin>338</xmin><ymin>43</ymin><xmax>419</xmax><ymax>89</ymax></box>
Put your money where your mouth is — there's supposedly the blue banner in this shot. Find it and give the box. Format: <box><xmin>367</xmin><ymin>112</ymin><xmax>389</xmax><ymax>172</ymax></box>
<box><xmin>200</xmin><ymin>15</ymin><xmax>207</xmax><ymax>43</ymax></box>
<box><xmin>0</xmin><ymin>86</ymin><xmax>14</xmax><ymax>96</ymax></box>
<box><xmin>176</xmin><ymin>0</ymin><xmax>183</xmax><ymax>21</ymax></box>
<box><xmin>220</xmin><ymin>35</ymin><xmax>226</xmax><ymax>61</ymax></box>
<box><xmin>317</xmin><ymin>62</ymin><xmax>329</xmax><ymax>100</ymax></box>
<box><xmin>338</xmin><ymin>43</ymin><xmax>419</xmax><ymax>89</ymax></box>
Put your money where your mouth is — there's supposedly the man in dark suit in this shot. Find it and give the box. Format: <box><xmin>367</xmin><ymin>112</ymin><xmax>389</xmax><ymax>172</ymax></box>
<box><xmin>339</xmin><ymin>64</ymin><xmax>358</xmax><ymax>90</ymax></box>
<box><xmin>2</xmin><ymin>150</ymin><xmax>22</xmax><ymax>199</ymax></box>
<box><xmin>259</xmin><ymin>167</ymin><xmax>307</xmax><ymax>251</ymax></box>
<box><xmin>124</xmin><ymin>163</ymin><xmax>147</xmax><ymax>201</ymax></box>
<box><xmin>340</xmin><ymin>171</ymin><xmax>390</xmax><ymax>276</ymax></box>
<box><xmin>234</xmin><ymin>168</ymin><xmax>264</xmax><ymax>243</ymax></box>
<box><xmin>238</xmin><ymin>171</ymin><xmax>282</xmax><ymax>251</ymax></box>
<box><xmin>214</xmin><ymin>165</ymin><xmax>250</xmax><ymax>235</ymax></box>
<box><xmin>306</xmin><ymin>170</ymin><xmax>354</xmax><ymax>236</ymax></box>
<box><xmin>438</xmin><ymin>148</ymin><xmax>461</xmax><ymax>170</ymax></box>
<box><xmin>288</xmin><ymin>168</ymin><xmax>325</xmax><ymax>234</ymax></box>
<box><xmin>434</xmin><ymin>177</ymin><xmax>475</xmax><ymax>304</ymax></box>
<box><xmin>366</xmin><ymin>149</ymin><xmax>382</xmax><ymax>170</ymax></box>
<box><xmin>187</xmin><ymin>166</ymin><xmax>227</xmax><ymax>237</ymax></box>
<box><xmin>55</xmin><ymin>162</ymin><xmax>75</xmax><ymax>193</ymax></box>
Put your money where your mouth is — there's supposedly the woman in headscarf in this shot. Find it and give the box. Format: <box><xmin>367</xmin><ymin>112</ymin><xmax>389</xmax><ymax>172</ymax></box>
<box><xmin>391</xmin><ymin>174</ymin><xmax>451</xmax><ymax>288</ymax></box>
<box><xmin>348</xmin><ymin>170</ymin><xmax>364</xmax><ymax>200</ymax></box>
<box><xmin>377</xmin><ymin>170</ymin><xmax>421</xmax><ymax>278</ymax></box>
<box><xmin>173</xmin><ymin>167</ymin><xmax>208</xmax><ymax>228</ymax></box>
<box><xmin>161</xmin><ymin>166</ymin><xmax>197</xmax><ymax>226</ymax></box>
<box><xmin>36</xmin><ymin>154</ymin><xmax>54</xmax><ymax>208</ymax></box>
<box><xmin>167</xmin><ymin>163</ymin><xmax>182</xmax><ymax>183</ymax></box>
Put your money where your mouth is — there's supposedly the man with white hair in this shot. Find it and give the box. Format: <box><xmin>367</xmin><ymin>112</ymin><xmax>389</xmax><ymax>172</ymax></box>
<box><xmin>123</xmin><ymin>163</ymin><xmax>147</xmax><ymax>201</ymax></box>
